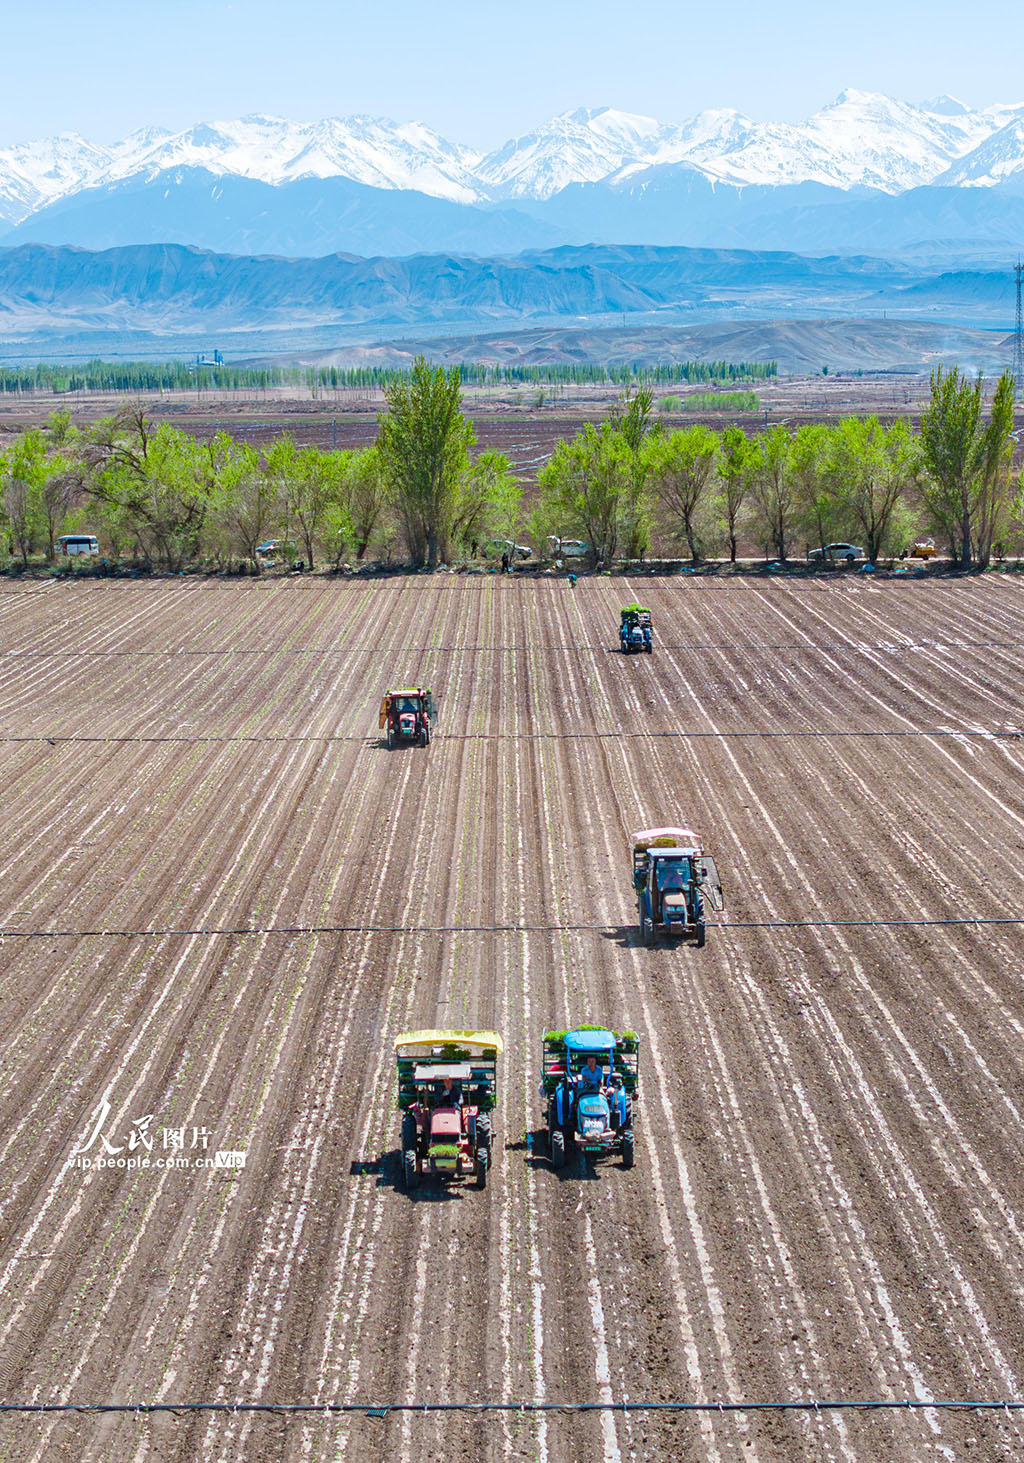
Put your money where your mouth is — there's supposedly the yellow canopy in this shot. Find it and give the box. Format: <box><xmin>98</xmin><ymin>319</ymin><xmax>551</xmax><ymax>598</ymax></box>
<box><xmin>395</xmin><ymin>1029</ymin><xmax>503</xmax><ymax>1057</ymax></box>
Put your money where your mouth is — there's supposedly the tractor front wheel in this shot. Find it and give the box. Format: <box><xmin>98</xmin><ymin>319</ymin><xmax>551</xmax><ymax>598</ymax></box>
<box><xmin>550</xmin><ymin>1128</ymin><xmax>566</xmax><ymax>1170</ymax></box>
<box><xmin>403</xmin><ymin>1150</ymin><xmax>419</xmax><ymax>1191</ymax></box>
<box><xmin>639</xmin><ymin>900</ymin><xmax>653</xmax><ymax>947</ymax></box>
<box><xmin>621</xmin><ymin>1130</ymin><xmax>635</xmax><ymax>1169</ymax></box>
<box><xmin>696</xmin><ymin>921</ymin><xmax>706</xmax><ymax>949</ymax></box>
<box><xmin>475</xmin><ymin>1147</ymin><xmax>489</xmax><ymax>1189</ymax></box>
<box><xmin>387</xmin><ymin>727</ymin><xmax>394</xmax><ymax>749</ymax></box>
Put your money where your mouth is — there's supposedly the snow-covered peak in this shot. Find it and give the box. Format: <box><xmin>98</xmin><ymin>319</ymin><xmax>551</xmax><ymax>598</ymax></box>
<box><xmin>0</xmin><ymin>131</ymin><xmax>112</xmax><ymax>223</ymax></box>
<box><xmin>95</xmin><ymin>113</ymin><xmax>484</xmax><ymax>203</ymax></box>
<box><xmin>919</xmin><ymin>94</ymin><xmax>971</xmax><ymax>117</ymax></box>
<box><xmin>932</xmin><ymin>112</ymin><xmax>1024</xmax><ymax>186</ymax></box>
<box><xmin>3</xmin><ymin>93</ymin><xmax>1024</xmax><ymax>230</ymax></box>
<box><xmin>686</xmin><ymin>90</ymin><xmax>1003</xmax><ymax>192</ymax></box>
<box><xmin>475</xmin><ymin>107</ymin><xmax>673</xmax><ymax>198</ymax></box>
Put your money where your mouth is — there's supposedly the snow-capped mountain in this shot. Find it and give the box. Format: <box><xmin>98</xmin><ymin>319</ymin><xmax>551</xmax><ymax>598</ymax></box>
<box><xmin>3</xmin><ymin>92</ymin><xmax>1024</xmax><ymax>249</ymax></box>
<box><xmin>99</xmin><ymin>114</ymin><xmax>483</xmax><ymax>203</ymax></box>
<box><xmin>0</xmin><ymin>132</ymin><xmax>113</xmax><ymax>225</ymax></box>
<box><xmin>474</xmin><ymin>107</ymin><xmax>673</xmax><ymax>199</ymax></box>
<box><xmin>933</xmin><ymin>115</ymin><xmax>1024</xmax><ymax>187</ymax></box>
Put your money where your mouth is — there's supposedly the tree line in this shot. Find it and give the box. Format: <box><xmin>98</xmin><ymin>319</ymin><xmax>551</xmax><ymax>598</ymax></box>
<box><xmin>534</xmin><ymin>369</ymin><xmax>1022</xmax><ymax>569</ymax></box>
<box><xmin>0</xmin><ymin>357</ymin><xmax>777</xmax><ymax>397</ymax></box>
<box><xmin>1</xmin><ymin>360</ymin><xmax>1021</xmax><ymax>573</ymax></box>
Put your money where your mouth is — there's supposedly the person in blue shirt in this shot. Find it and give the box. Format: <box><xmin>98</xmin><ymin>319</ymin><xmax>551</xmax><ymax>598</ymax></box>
<box><xmin>577</xmin><ymin>1053</ymin><xmax>606</xmax><ymax>1094</ymax></box>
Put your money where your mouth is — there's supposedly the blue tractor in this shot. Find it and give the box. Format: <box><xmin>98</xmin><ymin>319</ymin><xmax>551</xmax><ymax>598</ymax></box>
<box><xmin>632</xmin><ymin>827</ymin><xmax>724</xmax><ymax>949</ymax></box>
<box><xmin>541</xmin><ymin>1027</ymin><xmax>639</xmax><ymax>1170</ymax></box>
<box><xmin>620</xmin><ymin>604</ymin><xmax>653</xmax><ymax>654</ymax></box>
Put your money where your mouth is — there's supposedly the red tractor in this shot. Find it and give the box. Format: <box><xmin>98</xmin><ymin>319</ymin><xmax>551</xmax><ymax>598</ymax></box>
<box><xmin>379</xmin><ymin>687</ymin><xmax>436</xmax><ymax>749</ymax></box>
<box><xmin>395</xmin><ymin>1031</ymin><xmax>502</xmax><ymax>1190</ymax></box>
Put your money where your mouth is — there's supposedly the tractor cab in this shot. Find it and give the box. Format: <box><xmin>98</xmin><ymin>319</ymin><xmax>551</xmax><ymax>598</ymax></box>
<box><xmin>541</xmin><ymin>1027</ymin><xmax>639</xmax><ymax>1170</ymax></box>
<box><xmin>379</xmin><ymin>687</ymin><xmax>436</xmax><ymax>749</ymax></box>
<box><xmin>620</xmin><ymin>604</ymin><xmax>653</xmax><ymax>655</ymax></box>
<box><xmin>632</xmin><ymin>827</ymin><xmax>723</xmax><ymax>948</ymax></box>
<box><xmin>395</xmin><ymin>1031</ymin><xmax>501</xmax><ymax>1190</ymax></box>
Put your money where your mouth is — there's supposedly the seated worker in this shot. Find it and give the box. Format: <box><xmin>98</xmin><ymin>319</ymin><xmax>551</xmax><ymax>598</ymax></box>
<box><xmin>577</xmin><ymin>1052</ymin><xmax>607</xmax><ymax>1096</ymax></box>
<box><xmin>572</xmin><ymin>1052</ymin><xmax>607</xmax><ymax>1122</ymax></box>
<box><xmin>657</xmin><ymin>858</ymin><xmax>690</xmax><ymax>893</ymax></box>
<box><xmin>431</xmin><ymin>1074</ymin><xmax>462</xmax><ymax>1108</ymax></box>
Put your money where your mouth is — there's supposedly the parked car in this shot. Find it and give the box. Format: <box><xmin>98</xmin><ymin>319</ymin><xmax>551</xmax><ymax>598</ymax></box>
<box><xmin>484</xmin><ymin>538</ymin><xmax>531</xmax><ymax>561</ymax></box>
<box><xmin>548</xmin><ymin>538</ymin><xmax>590</xmax><ymax>559</ymax></box>
<box><xmin>57</xmin><ymin>534</ymin><xmax>99</xmax><ymax>556</ymax></box>
<box><xmin>807</xmin><ymin>542</ymin><xmax>866</xmax><ymax>565</ymax></box>
<box><xmin>910</xmin><ymin>537</ymin><xmax>937</xmax><ymax>559</ymax></box>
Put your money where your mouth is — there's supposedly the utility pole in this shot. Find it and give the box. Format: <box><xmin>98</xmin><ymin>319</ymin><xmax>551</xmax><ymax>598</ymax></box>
<box><xmin>1015</xmin><ymin>259</ymin><xmax>1024</xmax><ymax>393</ymax></box>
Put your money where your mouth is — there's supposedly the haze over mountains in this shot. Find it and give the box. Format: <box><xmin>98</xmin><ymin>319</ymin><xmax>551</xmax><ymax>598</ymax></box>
<box><xmin>3</xmin><ymin>93</ymin><xmax>1024</xmax><ymax>262</ymax></box>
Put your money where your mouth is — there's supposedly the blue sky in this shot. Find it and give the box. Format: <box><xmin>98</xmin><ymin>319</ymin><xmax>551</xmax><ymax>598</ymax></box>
<box><xmin>3</xmin><ymin>0</ymin><xmax>1021</xmax><ymax>147</ymax></box>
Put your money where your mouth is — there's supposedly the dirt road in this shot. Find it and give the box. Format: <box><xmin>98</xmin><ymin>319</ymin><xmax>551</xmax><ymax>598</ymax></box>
<box><xmin>1</xmin><ymin>575</ymin><xmax>1023</xmax><ymax>1462</ymax></box>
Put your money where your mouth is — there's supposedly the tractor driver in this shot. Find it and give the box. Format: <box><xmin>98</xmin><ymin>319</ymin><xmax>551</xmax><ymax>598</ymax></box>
<box><xmin>657</xmin><ymin>858</ymin><xmax>690</xmax><ymax>892</ymax></box>
<box><xmin>432</xmin><ymin>1075</ymin><xmax>462</xmax><ymax>1109</ymax></box>
<box><xmin>577</xmin><ymin>1053</ymin><xmax>607</xmax><ymax>1095</ymax></box>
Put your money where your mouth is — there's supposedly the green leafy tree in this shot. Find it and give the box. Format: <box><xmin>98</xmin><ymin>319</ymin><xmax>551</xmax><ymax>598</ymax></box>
<box><xmin>211</xmin><ymin>438</ymin><xmax>269</xmax><ymax>569</ymax></box>
<box><xmin>2</xmin><ymin>430</ymin><xmax>49</xmax><ymax>566</ymax></box>
<box><xmin>452</xmin><ymin>450</ymin><xmax>521</xmax><ymax>557</ymax></box>
<box><xmin>919</xmin><ymin>366</ymin><xmax>1017</xmax><ymax>568</ymax></box>
<box><xmin>84</xmin><ymin>408</ymin><xmax>213</xmax><ymax>570</ymax></box>
<box><xmin>609</xmin><ymin>386</ymin><xmax>658</xmax><ymax>557</ymax></box>
<box><xmin>750</xmin><ymin>425</ymin><xmax>797</xmax><ymax>560</ymax></box>
<box><xmin>822</xmin><ymin>417</ymin><xmax>920</xmax><ymax>562</ymax></box>
<box><xmin>288</xmin><ymin>445</ymin><xmax>346</xmax><ymax>569</ymax></box>
<box><xmin>376</xmin><ymin>359</ymin><xmax>474</xmax><ymax>567</ymax></box>
<box><xmin>649</xmin><ymin>425</ymin><xmax>718</xmax><ymax>563</ymax></box>
<box><xmin>789</xmin><ymin>424</ymin><xmax>836</xmax><ymax>556</ymax></box>
<box><xmin>534</xmin><ymin>423</ymin><xmax>632</xmax><ymax>567</ymax></box>
<box><xmin>345</xmin><ymin>447</ymin><xmax>390</xmax><ymax>562</ymax></box>
<box><xmin>717</xmin><ymin>426</ymin><xmax>760</xmax><ymax>563</ymax></box>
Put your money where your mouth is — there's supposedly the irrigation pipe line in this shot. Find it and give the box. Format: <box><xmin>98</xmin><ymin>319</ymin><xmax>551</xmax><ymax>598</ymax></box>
<box><xmin>0</xmin><ymin>1398</ymin><xmax>1021</xmax><ymax>1417</ymax></box>
<box><xmin>2</xmin><ymin>729</ymin><xmax>1021</xmax><ymax>746</ymax></box>
<box><xmin>3</xmin><ymin>917</ymin><xmax>1023</xmax><ymax>941</ymax></box>
<box><xmin>4</xmin><ymin>638</ymin><xmax>1024</xmax><ymax>657</ymax></box>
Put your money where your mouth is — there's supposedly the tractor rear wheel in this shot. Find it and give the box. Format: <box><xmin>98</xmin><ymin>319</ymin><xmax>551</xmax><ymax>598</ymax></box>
<box><xmin>621</xmin><ymin>1130</ymin><xmax>635</xmax><ymax>1169</ymax></box>
<box><xmin>550</xmin><ymin>1128</ymin><xmax>566</xmax><ymax>1170</ymax></box>
<box><xmin>403</xmin><ymin>1150</ymin><xmax>419</xmax><ymax>1190</ymax></box>
<box><xmin>401</xmin><ymin>1114</ymin><xmax>416</xmax><ymax>1152</ymax></box>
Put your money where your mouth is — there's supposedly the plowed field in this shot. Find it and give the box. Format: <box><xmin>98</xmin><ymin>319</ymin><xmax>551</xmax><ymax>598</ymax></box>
<box><xmin>1</xmin><ymin>575</ymin><xmax>1023</xmax><ymax>1463</ymax></box>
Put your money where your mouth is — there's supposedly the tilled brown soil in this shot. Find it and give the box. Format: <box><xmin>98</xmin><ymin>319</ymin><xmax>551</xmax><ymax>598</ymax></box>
<box><xmin>1</xmin><ymin>576</ymin><xmax>1023</xmax><ymax>1463</ymax></box>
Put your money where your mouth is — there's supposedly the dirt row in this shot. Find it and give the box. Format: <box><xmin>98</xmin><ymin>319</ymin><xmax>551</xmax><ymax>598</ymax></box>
<box><xmin>0</xmin><ymin>577</ymin><xmax>1022</xmax><ymax>1463</ymax></box>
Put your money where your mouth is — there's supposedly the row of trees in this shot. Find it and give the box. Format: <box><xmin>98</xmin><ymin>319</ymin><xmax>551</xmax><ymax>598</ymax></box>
<box><xmin>534</xmin><ymin>368</ymin><xmax>1023</xmax><ymax>569</ymax></box>
<box><xmin>2</xmin><ymin>361</ymin><xmax>1021</xmax><ymax>572</ymax></box>
<box><xmin>0</xmin><ymin>364</ymin><xmax>521</xmax><ymax>572</ymax></box>
<box><xmin>0</xmin><ymin>356</ymin><xmax>777</xmax><ymax>397</ymax></box>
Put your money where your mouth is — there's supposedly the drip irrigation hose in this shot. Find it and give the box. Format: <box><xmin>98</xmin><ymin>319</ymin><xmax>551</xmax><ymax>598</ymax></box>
<box><xmin>0</xmin><ymin>1398</ymin><xmax>1020</xmax><ymax>1416</ymax></box>
<box><xmin>1</xmin><ymin>917</ymin><xmax>1021</xmax><ymax>941</ymax></box>
<box><xmin>2</xmin><ymin>729</ymin><xmax>1020</xmax><ymax>745</ymax></box>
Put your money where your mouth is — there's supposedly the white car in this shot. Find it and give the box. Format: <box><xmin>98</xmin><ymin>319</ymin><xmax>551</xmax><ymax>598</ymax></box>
<box><xmin>807</xmin><ymin>542</ymin><xmax>866</xmax><ymax>565</ymax></box>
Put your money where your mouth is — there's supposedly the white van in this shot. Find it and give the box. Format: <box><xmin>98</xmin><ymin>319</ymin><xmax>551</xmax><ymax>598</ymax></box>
<box><xmin>57</xmin><ymin>535</ymin><xmax>99</xmax><ymax>556</ymax></box>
